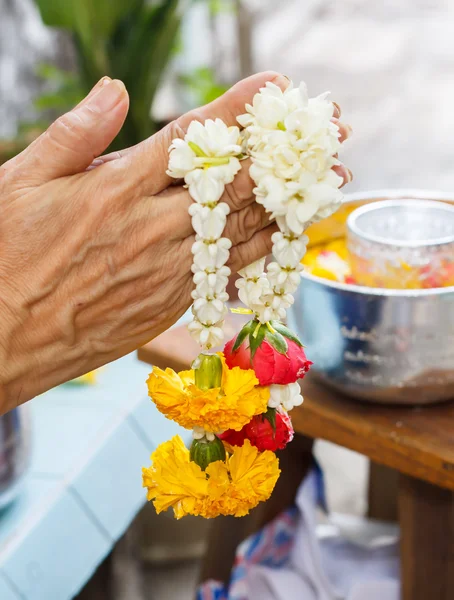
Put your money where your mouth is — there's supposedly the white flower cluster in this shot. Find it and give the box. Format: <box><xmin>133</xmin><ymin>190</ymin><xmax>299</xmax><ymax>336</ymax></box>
<box><xmin>235</xmin><ymin>81</ymin><xmax>343</xmax><ymax>323</ymax></box>
<box><xmin>167</xmin><ymin>81</ymin><xmax>344</xmax><ymax>344</ymax></box>
<box><xmin>268</xmin><ymin>382</ymin><xmax>303</xmax><ymax>411</ymax></box>
<box><xmin>167</xmin><ymin>119</ymin><xmax>243</xmax><ymax>348</ymax></box>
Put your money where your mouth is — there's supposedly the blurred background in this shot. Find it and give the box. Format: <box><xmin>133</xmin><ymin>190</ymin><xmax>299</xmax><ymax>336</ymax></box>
<box><xmin>0</xmin><ymin>0</ymin><xmax>453</xmax><ymax>599</ymax></box>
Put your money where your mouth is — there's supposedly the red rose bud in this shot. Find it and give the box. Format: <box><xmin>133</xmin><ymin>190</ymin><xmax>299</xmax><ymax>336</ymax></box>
<box><xmin>220</xmin><ymin>408</ymin><xmax>294</xmax><ymax>452</ymax></box>
<box><xmin>224</xmin><ymin>320</ymin><xmax>312</xmax><ymax>386</ymax></box>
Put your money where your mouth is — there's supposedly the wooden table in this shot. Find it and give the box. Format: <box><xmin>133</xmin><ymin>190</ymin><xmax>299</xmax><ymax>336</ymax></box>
<box><xmin>138</xmin><ymin>319</ymin><xmax>454</xmax><ymax>600</ymax></box>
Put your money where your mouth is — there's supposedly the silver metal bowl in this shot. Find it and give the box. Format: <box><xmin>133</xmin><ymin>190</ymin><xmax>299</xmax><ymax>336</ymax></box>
<box><xmin>288</xmin><ymin>190</ymin><xmax>454</xmax><ymax>405</ymax></box>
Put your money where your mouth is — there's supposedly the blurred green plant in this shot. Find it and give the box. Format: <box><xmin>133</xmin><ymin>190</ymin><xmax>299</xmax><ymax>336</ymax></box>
<box><xmin>34</xmin><ymin>0</ymin><xmax>185</xmax><ymax>149</ymax></box>
<box><xmin>0</xmin><ymin>0</ymin><xmax>234</xmax><ymax>164</ymax></box>
<box><xmin>179</xmin><ymin>66</ymin><xmax>229</xmax><ymax>105</ymax></box>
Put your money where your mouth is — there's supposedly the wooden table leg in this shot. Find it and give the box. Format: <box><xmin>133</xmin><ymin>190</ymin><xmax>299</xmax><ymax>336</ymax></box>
<box><xmin>199</xmin><ymin>434</ymin><xmax>314</xmax><ymax>585</ymax></box>
<box><xmin>399</xmin><ymin>474</ymin><xmax>454</xmax><ymax>600</ymax></box>
<box><xmin>368</xmin><ymin>462</ymin><xmax>399</xmax><ymax>522</ymax></box>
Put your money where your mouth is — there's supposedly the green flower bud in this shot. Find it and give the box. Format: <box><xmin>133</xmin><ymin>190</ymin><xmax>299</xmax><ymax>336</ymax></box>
<box><xmin>190</xmin><ymin>436</ymin><xmax>226</xmax><ymax>471</ymax></box>
<box><xmin>193</xmin><ymin>353</ymin><xmax>223</xmax><ymax>390</ymax></box>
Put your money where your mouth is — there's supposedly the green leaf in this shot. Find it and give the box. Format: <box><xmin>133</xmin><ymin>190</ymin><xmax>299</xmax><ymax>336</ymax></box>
<box><xmin>110</xmin><ymin>0</ymin><xmax>182</xmax><ymax>140</ymax></box>
<box><xmin>35</xmin><ymin>0</ymin><xmax>187</xmax><ymax>149</ymax></box>
<box><xmin>36</xmin><ymin>0</ymin><xmax>137</xmax><ymax>37</ymax></box>
<box><xmin>35</xmin><ymin>0</ymin><xmax>74</xmax><ymax>28</ymax></box>
<box><xmin>265</xmin><ymin>329</ymin><xmax>288</xmax><ymax>355</ymax></box>
<box><xmin>271</xmin><ymin>321</ymin><xmax>303</xmax><ymax>347</ymax></box>
<box><xmin>232</xmin><ymin>320</ymin><xmax>255</xmax><ymax>352</ymax></box>
<box><xmin>249</xmin><ymin>324</ymin><xmax>267</xmax><ymax>359</ymax></box>
<box><xmin>264</xmin><ymin>407</ymin><xmax>277</xmax><ymax>433</ymax></box>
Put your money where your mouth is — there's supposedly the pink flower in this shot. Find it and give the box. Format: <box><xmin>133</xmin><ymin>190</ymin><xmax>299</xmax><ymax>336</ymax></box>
<box><xmin>224</xmin><ymin>324</ymin><xmax>312</xmax><ymax>386</ymax></box>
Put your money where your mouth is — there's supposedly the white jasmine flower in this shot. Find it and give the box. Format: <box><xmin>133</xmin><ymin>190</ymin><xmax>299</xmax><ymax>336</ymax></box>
<box><xmin>268</xmin><ymin>383</ymin><xmax>303</xmax><ymax>411</ymax></box>
<box><xmin>192</xmin><ymin>238</ymin><xmax>232</xmax><ymax>270</ymax></box>
<box><xmin>186</xmin><ymin>159</ymin><xmax>241</xmax><ymax>194</ymax></box>
<box><xmin>189</xmin><ymin>203</ymin><xmax>230</xmax><ymax>239</ymax></box>
<box><xmin>192</xmin><ymin>297</ymin><xmax>228</xmax><ymax>325</ymax></box>
<box><xmin>185</xmin><ymin>169</ymin><xmax>226</xmax><ymax>204</ymax></box>
<box><xmin>253</xmin><ymin>174</ymin><xmax>290</xmax><ymax>217</ymax></box>
<box><xmin>238</xmin><ymin>258</ymin><xmax>266</xmax><ymax>279</ymax></box>
<box><xmin>284</xmin><ymin>180</ymin><xmax>343</xmax><ymax>235</ymax></box>
<box><xmin>237</xmin><ymin>83</ymin><xmax>289</xmax><ymax>131</ymax></box>
<box><xmin>191</xmin><ymin>263</ymin><xmax>231</xmax><ymax>277</ymax></box>
<box><xmin>192</xmin><ymin>426</ymin><xmax>215</xmax><ymax>442</ymax></box>
<box><xmin>269</xmin><ymin>292</ymin><xmax>294</xmax><ymax>310</ymax></box>
<box><xmin>193</xmin><ymin>267</ymin><xmax>230</xmax><ymax>296</ymax></box>
<box><xmin>267</xmin><ymin>262</ymin><xmax>303</xmax><ymax>292</ymax></box>
<box><xmin>167</xmin><ymin>138</ymin><xmax>197</xmax><ymax>178</ymax></box>
<box><xmin>237</xmin><ymin>81</ymin><xmax>307</xmax><ymax>136</ymax></box>
<box><xmin>237</xmin><ymin>275</ymin><xmax>270</xmax><ymax>307</ymax></box>
<box><xmin>272</xmin><ymin>231</ymin><xmax>309</xmax><ymax>268</ymax></box>
<box><xmin>250</xmin><ymin>304</ymin><xmax>279</xmax><ymax>324</ymax></box>
<box><xmin>188</xmin><ymin>320</ymin><xmax>224</xmax><ymax>349</ymax></box>
<box><xmin>167</xmin><ymin>119</ymin><xmax>243</xmax><ymax>190</ymax></box>
<box><xmin>188</xmin><ymin>119</ymin><xmax>242</xmax><ymax>157</ymax></box>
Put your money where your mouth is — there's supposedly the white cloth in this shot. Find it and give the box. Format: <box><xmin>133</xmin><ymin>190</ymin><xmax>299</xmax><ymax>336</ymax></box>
<box><xmin>246</xmin><ymin>471</ymin><xmax>400</xmax><ymax>600</ymax></box>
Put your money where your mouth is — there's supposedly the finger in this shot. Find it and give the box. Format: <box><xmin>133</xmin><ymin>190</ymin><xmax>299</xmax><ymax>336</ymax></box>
<box><xmin>333</xmin><ymin>118</ymin><xmax>352</xmax><ymax>144</ymax></box>
<box><xmin>332</xmin><ymin>102</ymin><xmax>341</xmax><ymax>119</ymax></box>
<box><xmin>75</xmin><ymin>76</ymin><xmax>112</xmax><ymax>109</ymax></box>
<box><xmin>225</xmin><ymin>202</ymin><xmax>272</xmax><ymax>247</ymax></box>
<box><xmin>12</xmin><ymin>79</ymin><xmax>129</xmax><ymax>183</ymax></box>
<box><xmin>220</xmin><ymin>157</ymin><xmax>256</xmax><ymax>211</ymax></box>
<box><xmin>333</xmin><ymin>163</ymin><xmax>353</xmax><ymax>186</ymax></box>
<box><xmin>123</xmin><ymin>71</ymin><xmax>289</xmax><ymax>196</ymax></box>
<box><xmin>86</xmin><ymin>150</ymin><xmax>123</xmax><ymax>171</ymax></box>
<box><xmin>229</xmin><ymin>223</ymin><xmax>279</xmax><ymax>273</ymax></box>
<box><xmin>167</xmin><ymin>183</ymin><xmax>272</xmax><ymax>241</ymax></box>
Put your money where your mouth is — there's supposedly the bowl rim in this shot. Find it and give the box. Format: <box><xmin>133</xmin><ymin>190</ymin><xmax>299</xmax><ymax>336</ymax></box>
<box><xmin>346</xmin><ymin>199</ymin><xmax>454</xmax><ymax>247</ymax></box>
<box><xmin>302</xmin><ymin>188</ymin><xmax>454</xmax><ymax>297</ymax></box>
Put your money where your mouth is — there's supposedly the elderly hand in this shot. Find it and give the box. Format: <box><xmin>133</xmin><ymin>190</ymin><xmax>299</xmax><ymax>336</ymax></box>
<box><xmin>0</xmin><ymin>72</ymin><xmax>352</xmax><ymax>411</ymax></box>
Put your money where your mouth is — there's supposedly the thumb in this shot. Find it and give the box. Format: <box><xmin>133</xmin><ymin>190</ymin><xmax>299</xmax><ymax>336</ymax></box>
<box><xmin>15</xmin><ymin>77</ymin><xmax>129</xmax><ymax>183</ymax></box>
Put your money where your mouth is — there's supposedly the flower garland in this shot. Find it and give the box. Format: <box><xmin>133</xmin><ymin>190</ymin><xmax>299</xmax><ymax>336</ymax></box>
<box><xmin>143</xmin><ymin>81</ymin><xmax>347</xmax><ymax>519</ymax></box>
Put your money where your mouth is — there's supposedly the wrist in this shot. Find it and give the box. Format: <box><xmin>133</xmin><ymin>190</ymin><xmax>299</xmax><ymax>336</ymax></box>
<box><xmin>0</xmin><ymin>285</ymin><xmax>84</xmax><ymax>412</ymax></box>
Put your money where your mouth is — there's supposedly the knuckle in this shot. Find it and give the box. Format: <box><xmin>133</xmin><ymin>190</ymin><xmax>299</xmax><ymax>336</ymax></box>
<box><xmin>226</xmin><ymin>204</ymin><xmax>266</xmax><ymax>246</ymax></box>
<box><xmin>228</xmin><ymin>245</ymin><xmax>243</xmax><ymax>273</ymax></box>
<box><xmin>223</xmin><ymin>162</ymin><xmax>253</xmax><ymax>210</ymax></box>
<box><xmin>47</xmin><ymin>110</ymin><xmax>90</xmax><ymax>152</ymax></box>
<box><xmin>223</xmin><ymin>180</ymin><xmax>244</xmax><ymax>211</ymax></box>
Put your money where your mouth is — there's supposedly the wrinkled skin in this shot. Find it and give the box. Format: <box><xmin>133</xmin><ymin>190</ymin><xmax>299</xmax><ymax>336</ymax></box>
<box><xmin>0</xmin><ymin>73</ymin><xmax>351</xmax><ymax>412</ymax></box>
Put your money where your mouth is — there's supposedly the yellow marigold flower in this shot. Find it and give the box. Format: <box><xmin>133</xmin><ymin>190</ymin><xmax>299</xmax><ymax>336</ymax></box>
<box><xmin>146</xmin><ymin>355</ymin><xmax>269</xmax><ymax>432</ymax></box>
<box><xmin>142</xmin><ymin>436</ymin><xmax>280</xmax><ymax>519</ymax></box>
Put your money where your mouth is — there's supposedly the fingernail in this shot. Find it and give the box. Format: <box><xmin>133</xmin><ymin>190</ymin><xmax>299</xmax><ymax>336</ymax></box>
<box><xmin>79</xmin><ymin>77</ymin><xmax>111</xmax><ymax>106</ymax></box>
<box><xmin>86</xmin><ymin>79</ymin><xmax>126</xmax><ymax>113</ymax></box>
<box><xmin>347</xmin><ymin>168</ymin><xmax>353</xmax><ymax>183</ymax></box>
<box><xmin>333</xmin><ymin>102</ymin><xmax>341</xmax><ymax>117</ymax></box>
<box><xmin>272</xmin><ymin>74</ymin><xmax>291</xmax><ymax>90</ymax></box>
